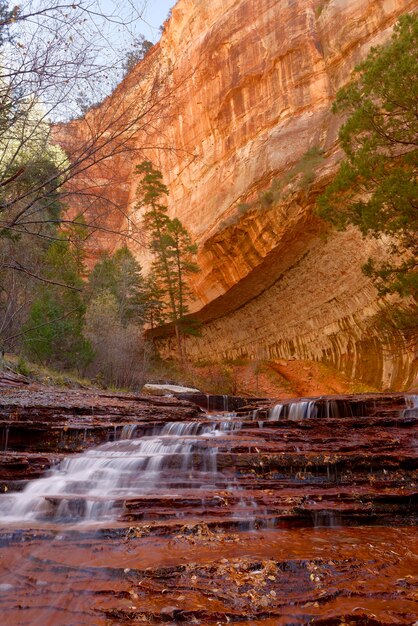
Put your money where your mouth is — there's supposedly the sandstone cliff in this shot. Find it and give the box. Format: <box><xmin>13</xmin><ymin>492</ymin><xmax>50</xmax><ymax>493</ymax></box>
<box><xmin>57</xmin><ymin>0</ymin><xmax>418</xmax><ymax>390</ymax></box>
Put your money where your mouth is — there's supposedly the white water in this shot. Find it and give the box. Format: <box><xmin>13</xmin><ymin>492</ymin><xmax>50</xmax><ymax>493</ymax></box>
<box><xmin>402</xmin><ymin>394</ymin><xmax>418</xmax><ymax>416</ymax></box>
<box><xmin>269</xmin><ymin>400</ymin><xmax>317</xmax><ymax>420</ymax></box>
<box><xmin>288</xmin><ymin>400</ymin><xmax>317</xmax><ymax>420</ymax></box>
<box><xmin>268</xmin><ymin>399</ymin><xmax>350</xmax><ymax>420</ymax></box>
<box><xmin>269</xmin><ymin>404</ymin><xmax>283</xmax><ymax>420</ymax></box>
<box><xmin>223</xmin><ymin>395</ymin><xmax>229</xmax><ymax>412</ymax></box>
<box><xmin>3</xmin><ymin>394</ymin><xmax>412</xmax><ymax>526</ymax></box>
<box><xmin>0</xmin><ymin>420</ymin><xmax>242</xmax><ymax>524</ymax></box>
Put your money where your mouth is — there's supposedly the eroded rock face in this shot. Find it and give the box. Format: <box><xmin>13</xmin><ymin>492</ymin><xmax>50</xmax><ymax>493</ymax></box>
<box><xmin>57</xmin><ymin>0</ymin><xmax>418</xmax><ymax>389</ymax></box>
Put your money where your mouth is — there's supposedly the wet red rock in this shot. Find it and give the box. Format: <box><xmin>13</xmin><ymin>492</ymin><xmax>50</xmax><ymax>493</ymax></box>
<box><xmin>0</xmin><ymin>388</ymin><xmax>416</xmax><ymax>624</ymax></box>
<box><xmin>0</xmin><ymin>527</ymin><xmax>416</xmax><ymax>624</ymax></box>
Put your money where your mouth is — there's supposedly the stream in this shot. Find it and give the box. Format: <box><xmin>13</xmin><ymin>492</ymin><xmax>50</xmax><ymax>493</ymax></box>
<box><xmin>0</xmin><ymin>392</ymin><xmax>416</xmax><ymax>624</ymax></box>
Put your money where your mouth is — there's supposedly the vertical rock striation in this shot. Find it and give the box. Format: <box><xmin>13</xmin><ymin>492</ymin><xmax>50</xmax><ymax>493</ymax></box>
<box><xmin>57</xmin><ymin>0</ymin><xmax>418</xmax><ymax>389</ymax></box>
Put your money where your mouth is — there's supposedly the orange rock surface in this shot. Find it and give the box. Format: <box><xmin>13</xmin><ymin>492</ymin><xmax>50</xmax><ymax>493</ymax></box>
<box><xmin>56</xmin><ymin>0</ymin><xmax>418</xmax><ymax>390</ymax></box>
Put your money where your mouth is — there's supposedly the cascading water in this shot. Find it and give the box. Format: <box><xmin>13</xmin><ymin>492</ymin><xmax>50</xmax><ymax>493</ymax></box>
<box><xmin>269</xmin><ymin>400</ymin><xmax>317</xmax><ymax>420</ymax></box>
<box><xmin>0</xmin><ymin>390</ymin><xmax>415</xmax><ymax>626</ymax></box>
<box><xmin>0</xmin><ymin>419</ymin><xmax>242</xmax><ymax>524</ymax></box>
<box><xmin>1</xmin><ymin>393</ymin><xmax>411</xmax><ymax>531</ymax></box>
<box><xmin>269</xmin><ymin>404</ymin><xmax>283</xmax><ymax>420</ymax></box>
<box><xmin>268</xmin><ymin>398</ymin><xmax>347</xmax><ymax>420</ymax></box>
<box><xmin>223</xmin><ymin>395</ymin><xmax>228</xmax><ymax>412</ymax></box>
<box><xmin>288</xmin><ymin>400</ymin><xmax>317</xmax><ymax>420</ymax></box>
<box><xmin>402</xmin><ymin>394</ymin><xmax>418</xmax><ymax>417</ymax></box>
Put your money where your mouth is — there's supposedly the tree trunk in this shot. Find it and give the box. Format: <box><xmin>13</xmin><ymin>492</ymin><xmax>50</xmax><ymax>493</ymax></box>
<box><xmin>174</xmin><ymin>322</ymin><xmax>184</xmax><ymax>364</ymax></box>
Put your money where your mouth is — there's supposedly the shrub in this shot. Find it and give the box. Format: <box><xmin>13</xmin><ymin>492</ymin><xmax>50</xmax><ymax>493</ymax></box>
<box><xmin>84</xmin><ymin>292</ymin><xmax>148</xmax><ymax>389</ymax></box>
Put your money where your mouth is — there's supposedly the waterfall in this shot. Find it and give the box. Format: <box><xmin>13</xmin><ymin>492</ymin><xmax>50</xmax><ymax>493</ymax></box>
<box><xmin>325</xmin><ymin>400</ymin><xmax>339</xmax><ymax>418</ymax></box>
<box><xmin>288</xmin><ymin>400</ymin><xmax>317</xmax><ymax>420</ymax></box>
<box><xmin>120</xmin><ymin>424</ymin><xmax>137</xmax><ymax>439</ymax></box>
<box><xmin>223</xmin><ymin>395</ymin><xmax>228</xmax><ymax>412</ymax></box>
<box><xmin>0</xmin><ymin>420</ymin><xmax>242</xmax><ymax>524</ymax></box>
<box><xmin>402</xmin><ymin>394</ymin><xmax>418</xmax><ymax>417</ymax></box>
<box><xmin>269</xmin><ymin>404</ymin><xmax>283</xmax><ymax>420</ymax></box>
<box><xmin>268</xmin><ymin>399</ymin><xmax>350</xmax><ymax>420</ymax></box>
<box><xmin>268</xmin><ymin>400</ymin><xmax>317</xmax><ymax>420</ymax></box>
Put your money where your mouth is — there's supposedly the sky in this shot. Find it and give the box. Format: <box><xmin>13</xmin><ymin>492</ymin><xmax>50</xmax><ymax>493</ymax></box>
<box><xmin>98</xmin><ymin>0</ymin><xmax>177</xmax><ymax>44</ymax></box>
<box><xmin>8</xmin><ymin>0</ymin><xmax>178</xmax><ymax>120</ymax></box>
<box><xmin>140</xmin><ymin>0</ymin><xmax>177</xmax><ymax>41</ymax></box>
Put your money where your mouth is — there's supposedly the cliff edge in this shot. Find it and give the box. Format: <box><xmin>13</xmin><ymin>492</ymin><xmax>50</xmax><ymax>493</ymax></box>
<box><xmin>57</xmin><ymin>0</ymin><xmax>418</xmax><ymax>390</ymax></box>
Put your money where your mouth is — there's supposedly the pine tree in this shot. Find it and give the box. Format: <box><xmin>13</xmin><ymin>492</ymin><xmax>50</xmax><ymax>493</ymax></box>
<box><xmin>135</xmin><ymin>161</ymin><xmax>199</xmax><ymax>360</ymax></box>
<box><xmin>23</xmin><ymin>236</ymin><xmax>92</xmax><ymax>370</ymax></box>
<box><xmin>87</xmin><ymin>246</ymin><xmax>146</xmax><ymax>325</ymax></box>
<box><xmin>166</xmin><ymin>217</ymin><xmax>199</xmax><ymax>328</ymax></box>
<box><xmin>317</xmin><ymin>14</ymin><xmax>417</xmax><ymax>299</ymax></box>
<box><xmin>141</xmin><ymin>272</ymin><xmax>167</xmax><ymax>330</ymax></box>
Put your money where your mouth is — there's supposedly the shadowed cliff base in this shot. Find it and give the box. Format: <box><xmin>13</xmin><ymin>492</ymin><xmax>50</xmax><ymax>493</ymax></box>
<box><xmin>147</xmin><ymin>358</ymin><xmax>382</xmax><ymax>399</ymax></box>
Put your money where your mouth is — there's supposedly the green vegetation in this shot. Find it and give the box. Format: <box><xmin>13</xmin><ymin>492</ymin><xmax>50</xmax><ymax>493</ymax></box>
<box><xmin>318</xmin><ymin>15</ymin><xmax>417</xmax><ymax>300</ymax></box>
<box><xmin>0</xmin><ymin>0</ymin><xmax>174</xmax><ymax>367</ymax></box>
<box><xmin>15</xmin><ymin>356</ymin><xmax>31</xmax><ymax>378</ymax></box>
<box><xmin>292</xmin><ymin>147</ymin><xmax>325</xmax><ymax>188</ymax></box>
<box><xmin>23</xmin><ymin>236</ymin><xmax>92</xmax><ymax>371</ymax></box>
<box><xmin>87</xmin><ymin>246</ymin><xmax>146</xmax><ymax>325</ymax></box>
<box><xmin>0</xmin><ymin>84</ymin><xmax>70</xmax><ymax>356</ymax></box>
<box><xmin>135</xmin><ymin>161</ymin><xmax>200</xmax><ymax>362</ymax></box>
<box><xmin>263</xmin><ymin>147</ymin><xmax>325</xmax><ymax>205</ymax></box>
<box><xmin>4</xmin><ymin>353</ymin><xmax>92</xmax><ymax>388</ymax></box>
<box><xmin>1</xmin><ymin>153</ymin><xmax>199</xmax><ymax>386</ymax></box>
<box><xmin>84</xmin><ymin>246</ymin><xmax>149</xmax><ymax>388</ymax></box>
<box><xmin>0</xmin><ymin>0</ymin><xmax>198</xmax><ymax>387</ymax></box>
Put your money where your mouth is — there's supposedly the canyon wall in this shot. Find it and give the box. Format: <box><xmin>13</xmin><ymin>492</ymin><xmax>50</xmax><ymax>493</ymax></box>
<box><xmin>58</xmin><ymin>0</ymin><xmax>418</xmax><ymax>390</ymax></box>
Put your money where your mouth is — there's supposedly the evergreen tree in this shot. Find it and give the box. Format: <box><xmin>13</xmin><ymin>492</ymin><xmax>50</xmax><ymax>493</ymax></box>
<box><xmin>135</xmin><ymin>161</ymin><xmax>199</xmax><ymax>360</ymax></box>
<box><xmin>166</xmin><ymin>217</ymin><xmax>199</xmax><ymax>324</ymax></box>
<box><xmin>141</xmin><ymin>271</ymin><xmax>168</xmax><ymax>330</ymax></box>
<box><xmin>87</xmin><ymin>246</ymin><xmax>146</xmax><ymax>325</ymax></box>
<box><xmin>23</xmin><ymin>236</ymin><xmax>92</xmax><ymax>370</ymax></box>
<box><xmin>317</xmin><ymin>14</ymin><xmax>417</xmax><ymax>299</ymax></box>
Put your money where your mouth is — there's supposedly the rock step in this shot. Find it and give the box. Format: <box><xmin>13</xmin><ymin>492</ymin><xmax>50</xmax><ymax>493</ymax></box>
<box><xmin>0</xmin><ymin>412</ymin><xmax>415</xmax><ymax>453</ymax></box>
<box><xmin>0</xmin><ymin>453</ymin><xmax>62</xmax><ymax>486</ymax></box>
<box><xmin>5</xmin><ymin>485</ymin><xmax>414</xmax><ymax>526</ymax></box>
<box><xmin>0</xmin><ymin>390</ymin><xmax>416</xmax><ymax>625</ymax></box>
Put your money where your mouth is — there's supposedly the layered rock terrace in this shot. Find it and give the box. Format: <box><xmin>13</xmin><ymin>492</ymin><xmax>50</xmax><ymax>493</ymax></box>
<box><xmin>0</xmin><ymin>385</ymin><xmax>417</xmax><ymax>624</ymax></box>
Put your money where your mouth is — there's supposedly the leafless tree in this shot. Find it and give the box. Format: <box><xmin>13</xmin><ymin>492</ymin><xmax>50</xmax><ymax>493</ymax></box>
<box><xmin>0</xmin><ymin>0</ymin><xmax>183</xmax><ymax>353</ymax></box>
<box><xmin>0</xmin><ymin>0</ymin><xmax>170</xmax><ymax>242</ymax></box>
<box><xmin>84</xmin><ymin>290</ymin><xmax>149</xmax><ymax>389</ymax></box>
